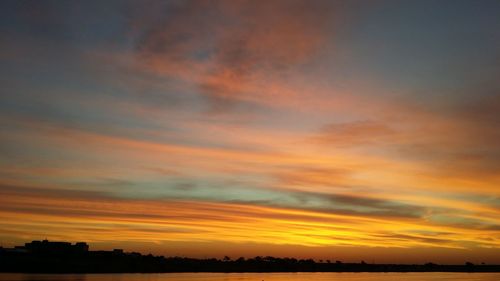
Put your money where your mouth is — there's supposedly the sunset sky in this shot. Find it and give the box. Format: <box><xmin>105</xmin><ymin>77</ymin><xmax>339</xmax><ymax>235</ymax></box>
<box><xmin>1</xmin><ymin>0</ymin><xmax>500</xmax><ymax>264</ymax></box>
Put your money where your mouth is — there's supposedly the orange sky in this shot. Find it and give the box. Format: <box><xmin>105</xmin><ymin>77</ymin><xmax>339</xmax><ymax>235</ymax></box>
<box><xmin>0</xmin><ymin>0</ymin><xmax>499</xmax><ymax>263</ymax></box>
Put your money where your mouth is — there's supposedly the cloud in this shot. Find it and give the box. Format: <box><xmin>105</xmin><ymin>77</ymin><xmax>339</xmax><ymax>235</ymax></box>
<box><xmin>284</xmin><ymin>190</ymin><xmax>428</xmax><ymax>219</ymax></box>
<box><xmin>275</xmin><ymin>167</ymin><xmax>353</xmax><ymax>189</ymax></box>
<box><xmin>2</xmin><ymin>183</ymin><xmax>498</xmax><ymax>250</ymax></box>
<box><xmin>326</xmin><ymin>193</ymin><xmax>427</xmax><ymax>219</ymax></box>
<box><xmin>372</xmin><ymin>233</ymin><xmax>453</xmax><ymax>246</ymax></box>
<box><xmin>133</xmin><ymin>0</ymin><xmax>338</xmax><ymax>111</ymax></box>
<box><xmin>391</xmin><ymin>95</ymin><xmax>500</xmax><ymax>181</ymax></box>
<box><xmin>310</xmin><ymin>93</ymin><xmax>500</xmax><ymax>183</ymax></box>
<box><xmin>315</xmin><ymin>120</ymin><xmax>396</xmax><ymax>147</ymax></box>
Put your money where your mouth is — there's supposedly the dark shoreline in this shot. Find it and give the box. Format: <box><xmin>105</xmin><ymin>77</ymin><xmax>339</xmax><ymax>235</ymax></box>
<box><xmin>2</xmin><ymin>257</ymin><xmax>500</xmax><ymax>273</ymax></box>
<box><xmin>2</xmin><ymin>240</ymin><xmax>499</xmax><ymax>273</ymax></box>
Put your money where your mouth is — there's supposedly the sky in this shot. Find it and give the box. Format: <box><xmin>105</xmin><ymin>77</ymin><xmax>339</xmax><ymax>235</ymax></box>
<box><xmin>0</xmin><ymin>0</ymin><xmax>499</xmax><ymax>264</ymax></box>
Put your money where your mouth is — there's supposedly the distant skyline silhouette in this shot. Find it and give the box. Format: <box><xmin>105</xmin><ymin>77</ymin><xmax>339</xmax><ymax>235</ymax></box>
<box><xmin>1</xmin><ymin>239</ymin><xmax>499</xmax><ymax>273</ymax></box>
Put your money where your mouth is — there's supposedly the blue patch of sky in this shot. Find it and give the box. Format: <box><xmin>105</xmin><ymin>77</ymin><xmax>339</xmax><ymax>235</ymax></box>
<box><xmin>333</xmin><ymin>0</ymin><xmax>500</xmax><ymax>101</ymax></box>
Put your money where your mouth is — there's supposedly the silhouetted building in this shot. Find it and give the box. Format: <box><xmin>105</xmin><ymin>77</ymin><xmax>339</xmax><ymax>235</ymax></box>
<box><xmin>24</xmin><ymin>240</ymin><xmax>88</xmax><ymax>255</ymax></box>
<box><xmin>113</xmin><ymin>249</ymin><xmax>124</xmax><ymax>254</ymax></box>
<box><xmin>75</xmin><ymin>242</ymin><xmax>89</xmax><ymax>252</ymax></box>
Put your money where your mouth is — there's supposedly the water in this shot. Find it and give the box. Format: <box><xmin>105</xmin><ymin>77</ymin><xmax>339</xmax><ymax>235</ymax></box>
<box><xmin>1</xmin><ymin>273</ymin><xmax>500</xmax><ymax>281</ymax></box>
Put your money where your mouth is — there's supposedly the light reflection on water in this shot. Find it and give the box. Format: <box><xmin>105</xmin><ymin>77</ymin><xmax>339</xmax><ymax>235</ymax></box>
<box><xmin>0</xmin><ymin>273</ymin><xmax>499</xmax><ymax>281</ymax></box>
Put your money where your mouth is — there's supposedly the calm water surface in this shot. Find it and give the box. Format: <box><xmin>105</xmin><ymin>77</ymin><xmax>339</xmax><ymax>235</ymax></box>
<box><xmin>1</xmin><ymin>273</ymin><xmax>500</xmax><ymax>281</ymax></box>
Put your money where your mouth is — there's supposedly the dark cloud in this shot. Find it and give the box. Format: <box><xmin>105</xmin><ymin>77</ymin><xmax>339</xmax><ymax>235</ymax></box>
<box><xmin>265</xmin><ymin>187</ymin><xmax>428</xmax><ymax>219</ymax></box>
<box><xmin>325</xmin><ymin>193</ymin><xmax>427</xmax><ymax>219</ymax></box>
<box><xmin>373</xmin><ymin>233</ymin><xmax>452</xmax><ymax>245</ymax></box>
<box><xmin>0</xmin><ymin>184</ymin><xmax>115</xmax><ymax>201</ymax></box>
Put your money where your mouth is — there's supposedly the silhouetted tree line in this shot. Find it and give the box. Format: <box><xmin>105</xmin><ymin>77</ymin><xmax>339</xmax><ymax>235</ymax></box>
<box><xmin>1</xmin><ymin>241</ymin><xmax>499</xmax><ymax>273</ymax></box>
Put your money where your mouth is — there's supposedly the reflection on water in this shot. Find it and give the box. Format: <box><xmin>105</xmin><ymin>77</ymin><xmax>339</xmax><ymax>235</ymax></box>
<box><xmin>0</xmin><ymin>273</ymin><xmax>499</xmax><ymax>281</ymax></box>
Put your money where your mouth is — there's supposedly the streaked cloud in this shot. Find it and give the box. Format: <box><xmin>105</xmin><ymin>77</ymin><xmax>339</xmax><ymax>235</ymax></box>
<box><xmin>1</xmin><ymin>184</ymin><xmax>499</xmax><ymax>253</ymax></box>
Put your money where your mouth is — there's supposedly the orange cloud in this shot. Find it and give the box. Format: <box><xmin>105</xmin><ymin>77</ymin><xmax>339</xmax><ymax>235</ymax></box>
<box><xmin>1</xmin><ymin>184</ymin><xmax>498</xmax><ymax>251</ymax></box>
<box><xmin>132</xmin><ymin>0</ymin><xmax>343</xmax><ymax>112</ymax></box>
